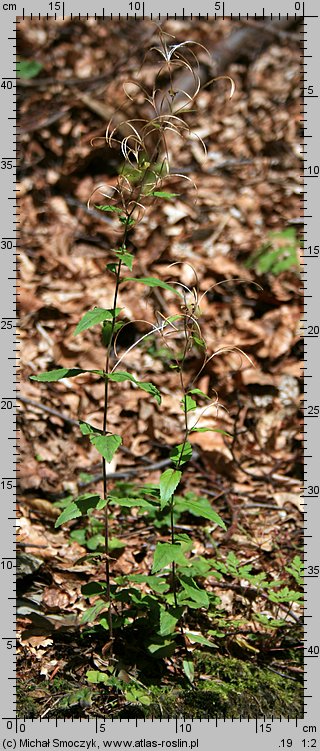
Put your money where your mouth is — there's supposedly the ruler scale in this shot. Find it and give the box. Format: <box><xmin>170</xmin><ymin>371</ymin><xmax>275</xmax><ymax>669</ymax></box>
<box><xmin>0</xmin><ymin>1</ymin><xmax>318</xmax><ymax>747</ymax></box>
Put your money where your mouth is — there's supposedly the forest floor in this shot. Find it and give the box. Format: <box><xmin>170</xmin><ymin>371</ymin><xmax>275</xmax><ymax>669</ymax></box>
<box><xmin>17</xmin><ymin>16</ymin><xmax>303</xmax><ymax>718</ymax></box>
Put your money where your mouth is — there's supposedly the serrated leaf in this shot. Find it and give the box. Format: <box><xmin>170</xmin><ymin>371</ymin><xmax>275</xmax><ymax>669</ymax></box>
<box><xmin>136</xmin><ymin>380</ymin><xmax>161</xmax><ymax>405</ymax></box>
<box><xmin>183</xmin><ymin>498</ymin><xmax>226</xmax><ymax>528</ymax></box>
<box><xmin>178</xmin><ymin>575</ymin><xmax>209</xmax><ymax>608</ymax></box>
<box><xmin>74</xmin><ymin>307</ymin><xmax>120</xmax><ymax>336</ymax></box>
<box><xmin>108</xmin><ymin>371</ymin><xmax>161</xmax><ymax>404</ymax></box>
<box><xmin>170</xmin><ymin>442</ymin><xmax>192</xmax><ymax>467</ymax></box>
<box><xmin>122</xmin><ymin>277</ymin><xmax>181</xmax><ymax>297</ymax></box>
<box><xmin>268</xmin><ymin>587</ymin><xmax>303</xmax><ymax>603</ymax></box>
<box><xmin>90</xmin><ymin>434</ymin><xmax>122</xmax><ymax>463</ymax></box>
<box><xmin>55</xmin><ymin>494</ymin><xmax>101</xmax><ymax>528</ymax></box>
<box><xmin>159</xmin><ymin>469</ymin><xmax>182</xmax><ymax>508</ymax></box>
<box><xmin>30</xmin><ymin>367</ymin><xmax>103</xmax><ymax>382</ymax></box>
<box><xmin>152</xmin><ymin>542</ymin><xmax>187</xmax><ymax>573</ymax></box>
<box><xmin>112</xmin><ymin>248</ymin><xmax>134</xmax><ymax>270</ymax></box>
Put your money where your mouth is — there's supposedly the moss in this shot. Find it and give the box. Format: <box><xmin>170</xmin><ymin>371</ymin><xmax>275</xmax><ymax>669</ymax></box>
<box><xmin>17</xmin><ymin>682</ymin><xmax>42</xmax><ymax>719</ymax></box>
<box><xmin>146</xmin><ymin>653</ymin><xmax>303</xmax><ymax>719</ymax></box>
<box><xmin>17</xmin><ymin>677</ymin><xmax>87</xmax><ymax>719</ymax></box>
<box><xmin>17</xmin><ymin>654</ymin><xmax>303</xmax><ymax>720</ymax></box>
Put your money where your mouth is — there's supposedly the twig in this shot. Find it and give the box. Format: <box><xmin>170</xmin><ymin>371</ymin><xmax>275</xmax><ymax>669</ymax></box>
<box><xmin>267</xmin><ymin>665</ymin><xmax>300</xmax><ymax>682</ymax></box>
<box><xmin>78</xmin><ymin>456</ymin><xmax>173</xmax><ymax>487</ymax></box>
<box><xmin>18</xmin><ymin>395</ymin><xmax>152</xmax><ymax>466</ymax></box>
<box><xmin>65</xmin><ymin>196</ymin><xmax>113</xmax><ymax>225</ymax></box>
<box><xmin>17</xmin><ymin>543</ymin><xmax>47</xmax><ymax>548</ymax></box>
<box><xmin>19</xmin><ymin>395</ymin><xmax>79</xmax><ymax>426</ymax></box>
<box><xmin>40</xmin><ymin>697</ymin><xmax>62</xmax><ymax>719</ymax></box>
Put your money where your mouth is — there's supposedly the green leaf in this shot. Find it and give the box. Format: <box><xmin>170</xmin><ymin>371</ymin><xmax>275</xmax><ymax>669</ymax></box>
<box><xmin>122</xmin><ymin>277</ymin><xmax>181</xmax><ymax>297</ymax></box>
<box><xmin>108</xmin><ymin>371</ymin><xmax>161</xmax><ymax>405</ymax></box>
<box><xmin>70</xmin><ymin>529</ymin><xmax>87</xmax><ymax>545</ymax></box>
<box><xmin>81</xmin><ymin>600</ymin><xmax>109</xmax><ymax>624</ymax></box>
<box><xmin>124</xmin><ymin>685</ymin><xmax>151</xmax><ymax>707</ymax></box>
<box><xmin>79</xmin><ymin>421</ymin><xmax>103</xmax><ymax>436</ymax></box>
<box><xmin>17</xmin><ymin>58</ymin><xmax>43</xmax><ymax>79</ymax></box>
<box><xmin>136</xmin><ymin>380</ymin><xmax>161</xmax><ymax>405</ymax></box>
<box><xmin>58</xmin><ymin>687</ymin><xmax>93</xmax><ymax>709</ymax></box>
<box><xmin>254</xmin><ymin>614</ymin><xmax>287</xmax><ymax>629</ymax></box>
<box><xmin>188</xmin><ymin>389</ymin><xmax>210</xmax><ymax>400</ymax></box>
<box><xmin>185</xmin><ymin>632</ymin><xmax>217</xmax><ymax>649</ymax></box>
<box><xmin>147</xmin><ymin>637</ymin><xmax>176</xmax><ymax>658</ymax></box>
<box><xmin>183</xmin><ymin>498</ymin><xmax>226</xmax><ymax>528</ymax></box>
<box><xmin>179</xmin><ymin>556</ymin><xmax>212</xmax><ymax>578</ymax></box>
<box><xmin>190</xmin><ymin>427</ymin><xmax>231</xmax><ymax>436</ymax></box>
<box><xmin>112</xmin><ymin>248</ymin><xmax>134</xmax><ymax>270</ymax></box>
<box><xmin>150</xmin><ymin>191</ymin><xmax>179</xmax><ymax>199</ymax></box>
<box><xmin>152</xmin><ymin>542</ymin><xmax>187</xmax><ymax>573</ymax></box>
<box><xmin>30</xmin><ymin>368</ymin><xmax>103</xmax><ymax>382</ymax></box>
<box><xmin>183</xmin><ymin>659</ymin><xmax>194</xmax><ymax>683</ymax></box>
<box><xmin>127</xmin><ymin>575</ymin><xmax>169</xmax><ymax>594</ymax></box>
<box><xmin>159</xmin><ymin>469</ymin><xmax>182</xmax><ymax>508</ymax></box>
<box><xmin>81</xmin><ymin>582</ymin><xmax>107</xmax><ymax>596</ymax></box>
<box><xmin>55</xmin><ymin>494</ymin><xmax>102</xmax><ymax>527</ymax></box>
<box><xmin>87</xmin><ymin>670</ymin><xmax>109</xmax><ymax>684</ymax></box>
<box><xmin>107</xmin><ymin>371</ymin><xmax>136</xmax><ymax>383</ymax></box>
<box><xmin>170</xmin><ymin>442</ymin><xmax>192</xmax><ymax>467</ymax></box>
<box><xmin>101</xmin><ymin>320</ymin><xmax>123</xmax><ymax>347</ymax></box>
<box><xmin>267</xmin><ymin>587</ymin><xmax>303</xmax><ymax>604</ymax></box>
<box><xmin>95</xmin><ymin>204</ymin><xmax>123</xmax><ymax>214</ymax></box>
<box><xmin>181</xmin><ymin>395</ymin><xmax>197</xmax><ymax>412</ymax></box>
<box><xmin>285</xmin><ymin>555</ymin><xmax>303</xmax><ymax>586</ymax></box>
<box><xmin>108</xmin><ymin>497</ymin><xmax>156</xmax><ymax>511</ymax></box>
<box><xmin>178</xmin><ymin>575</ymin><xmax>209</xmax><ymax>608</ymax></box>
<box><xmin>159</xmin><ymin>607</ymin><xmax>182</xmax><ymax>636</ymax></box>
<box><xmin>86</xmin><ymin>534</ymin><xmax>105</xmax><ymax>551</ymax></box>
<box><xmin>108</xmin><ymin>536</ymin><xmax>126</xmax><ymax>552</ymax></box>
<box><xmin>192</xmin><ymin>335</ymin><xmax>206</xmax><ymax>349</ymax></box>
<box><xmin>106</xmin><ymin>263</ymin><xmax>117</xmax><ymax>274</ymax></box>
<box><xmin>246</xmin><ymin>229</ymin><xmax>299</xmax><ymax>277</ymax></box>
<box><xmin>90</xmin><ymin>434</ymin><xmax>122</xmax><ymax>463</ymax></box>
<box><xmin>74</xmin><ymin>307</ymin><xmax>120</xmax><ymax>336</ymax></box>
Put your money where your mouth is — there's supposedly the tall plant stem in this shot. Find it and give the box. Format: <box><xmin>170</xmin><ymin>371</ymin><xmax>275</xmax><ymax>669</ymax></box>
<box><xmin>102</xmin><ymin>220</ymin><xmax>130</xmax><ymax>641</ymax></box>
<box><xmin>170</xmin><ymin>326</ymin><xmax>191</xmax><ymax>610</ymax></box>
<box><xmin>101</xmin><ymin>127</ymin><xmax>172</xmax><ymax>635</ymax></box>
